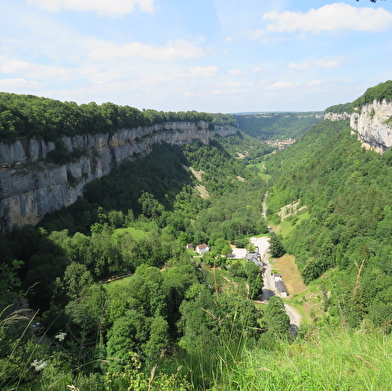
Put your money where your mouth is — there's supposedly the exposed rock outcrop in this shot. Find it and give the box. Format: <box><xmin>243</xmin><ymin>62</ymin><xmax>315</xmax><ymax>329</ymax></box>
<box><xmin>324</xmin><ymin>100</ymin><xmax>392</xmax><ymax>154</ymax></box>
<box><xmin>0</xmin><ymin>121</ymin><xmax>237</xmax><ymax>232</ymax></box>
<box><xmin>350</xmin><ymin>100</ymin><xmax>392</xmax><ymax>153</ymax></box>
<box><xmin>323</xmin><ymin>112</ymin><xmax>351</xmax><ymax>121</ymax></box>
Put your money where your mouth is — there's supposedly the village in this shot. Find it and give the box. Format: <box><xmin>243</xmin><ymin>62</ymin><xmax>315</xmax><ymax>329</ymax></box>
<box><xmin>188</xmin><ymin>237</ymin><xmax>289</xmax><ymax>300</ymax></box>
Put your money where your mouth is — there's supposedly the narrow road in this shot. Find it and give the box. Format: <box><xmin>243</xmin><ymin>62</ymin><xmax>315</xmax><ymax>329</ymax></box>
<box><xmin>250</xmin><ymin>236</ymin><xmax>275</xmax><ymax>301</ymax></box>
<box><xmin>251</xmin><ymin>191</ymin><xmax>302</xmax><ymax>330</ymax></box>
<box><xmin>285</xmin><ymin>303</ymin><xmax>301</xmax><ymax>331</ymax></box>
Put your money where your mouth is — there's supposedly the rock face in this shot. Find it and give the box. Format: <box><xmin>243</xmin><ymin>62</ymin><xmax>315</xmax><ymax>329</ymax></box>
<box><xmin>323</xmin><ymin>112</ymin><xmax>351</xmax><ymax>121</ymax></box>
<box><xmin>0</xmin><ymin>121</ymin><xmax>237</xmax><ymax>232</ymax></box>
<box><xmin>350</xmin><ymin>100</ymin><xmax>392</xmax><ymax>153</ymax></box>
<box><xmin>324</xmin><ymin>100</ymin><xmax>392</xmax><ymax>153</ymax></box>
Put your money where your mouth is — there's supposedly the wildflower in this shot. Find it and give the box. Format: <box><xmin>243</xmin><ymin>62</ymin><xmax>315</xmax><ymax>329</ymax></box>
<box><xmin>55</xmin><ymin>332</ymin><xmax>67</xmax><ymax>341</ymax></box>
<box><xmin>31</xmin><ymin>359</ymin><xmax>47</xmax><ymax>371</ymax></box>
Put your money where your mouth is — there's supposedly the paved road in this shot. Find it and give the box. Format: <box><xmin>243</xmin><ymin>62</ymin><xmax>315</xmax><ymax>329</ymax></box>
<box><xmin>250</xmin><ymin>236</ymin><xmax>275</xmax><ymax>301</ymax></box>
<box><xmin>250</xmin><ymin>235</ymin><xmax>302</xmax><ymax>329</ymax></box>
<box><xmin>285</xmin><ymin>303</ymin><xmax>301</xmax><ymax>331</ymax></box>
<box><xmin>252</xmin><ymin>193</ymin><xmax>302</xmax><ymax>329</ymax></box>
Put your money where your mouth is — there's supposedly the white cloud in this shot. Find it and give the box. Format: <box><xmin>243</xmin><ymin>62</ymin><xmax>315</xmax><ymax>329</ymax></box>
<box><xmin>213</xmin><ymin>82</ymin><xmax>247</xmax><ymax>96</ymax></box>
<box><xmin>89</xmin><ymin>39</ymin><xmax>205</xmax><ymax>61</ymax></box>
<box><xmin>262</xmin><ymin>3</ymin><xmax>392</xmax><ymax>34</ymax></box>
<box><xmin>229</xmin><ymin>69</ymin><xmax>247</xmax><ymax>75</ymax></box>
<box><xmin>217</xmin><ymin>82</ymin><xmax>243</xmax><ymax>88</ymax></box>
<box><xmin>253</xmin><ymin>67</ymin><xmax>262</xmax><ymax>72</ymax></box>
<box><xmin>313</xmin><ymin>58</ymin><xmax>340</xmax><ymax>68</ymax></box>
<box><xmin>0</xmin><ymin>58</ymin><xmax>71</xmax><ymax>79</ymax></box>
<box><xmin>267</xmin><ymin>81</ymin><xmax>300</xmax><ymax>89</ymax></box>
<box><xmin>225</xmin><ymin>36</ymin><xmax>234</xmax><ymax>43</ymax></box>
<box><xmin>0</xmin><ymin>78</ymin><xmax>41</xmax><ymax>89</ymax></box>
<box><xmin>26</xmin><ymin>0</ymin><xmax>155</xmax><ymax>15</ymax></box>
<box><xmin>289</xmin><ymin>57</ymin><xmax>342</xmax><ymax>71</ymax></box>
<box><xmin>188</xmin><ymin>66</ymin><xmax>219</xmax><ymax>77</ymax></box>
<box><xmin>289</xmin><ymin>62</ymin><xmax>308</xmax><ymax>71</ymax></box>
<box><xmin>306</xmin><ymin>80</ymin><xmax>322</xmax><ymax>86</ymax></box>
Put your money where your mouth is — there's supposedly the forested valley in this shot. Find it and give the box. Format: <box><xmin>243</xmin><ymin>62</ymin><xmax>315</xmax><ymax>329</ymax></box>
<box><xmin>2</xmin><ymin>86</ymin><xmax>392</xmax><ymax>390</ymax></box>
<box><xmin>232</xmin><ymin>112</ymin><xmax>322</xmax><ymax>141</ymax></box>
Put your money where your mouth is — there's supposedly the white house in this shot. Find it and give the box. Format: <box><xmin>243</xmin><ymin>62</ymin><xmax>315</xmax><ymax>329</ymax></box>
<box><xmin>196</xmin><ymin>243</ymin><xmax>210</xmax><ymax>255</ymax></box>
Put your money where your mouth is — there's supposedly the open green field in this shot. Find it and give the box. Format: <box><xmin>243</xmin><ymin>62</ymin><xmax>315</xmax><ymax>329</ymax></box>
<box><xmin>113</xmin><ymin>226</ymin><xmax>148</xmax><ymax>240</ymax></box>
<box><xmin>105</xmin><ymin>275</ymin><xmax>133</xmax><ymax>290</ymax></box>
<box><xmin>247</xmin><ymin>162</ymin><xmax>272</xmax><ymax>182</ymax></box>
<box><xmin>270</xmin><ymin>211</ymin><xmax>310</xmax><ymax>238</ymax></box>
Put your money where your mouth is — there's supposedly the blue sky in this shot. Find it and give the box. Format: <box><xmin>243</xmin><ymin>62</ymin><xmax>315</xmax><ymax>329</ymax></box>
<box><xmin>1</xmin><ymin>0</ymin><xmax>391</xmax><ymax>113</ymax></box>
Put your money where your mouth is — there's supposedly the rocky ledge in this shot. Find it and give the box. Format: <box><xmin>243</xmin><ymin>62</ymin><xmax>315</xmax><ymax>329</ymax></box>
<box><xmin>0</xmin><ymin>121</ymin><xmax>237</xmax><ymax>232</ymax></box>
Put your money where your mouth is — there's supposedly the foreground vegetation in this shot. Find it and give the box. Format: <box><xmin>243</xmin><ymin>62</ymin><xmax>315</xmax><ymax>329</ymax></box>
<box><xmin>2</xmin><ymin>83</ymin><xmax>392</xmax><ymax>390</ymax></box>
<box><xmin>1</xmin><ymin>116</ymin><xmax>279</xmax><ymax>390</ymax></box>
<box><xmin>215</xmin><ymin>325</ymin><xmax>392</xmax><ymax>391</ymax></box>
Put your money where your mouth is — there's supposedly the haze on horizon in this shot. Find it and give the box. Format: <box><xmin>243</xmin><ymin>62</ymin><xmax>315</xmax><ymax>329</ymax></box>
<box><xmin>0</xmin><ymin>0</ymin><xmax>391</xmax><ymax>113</ymax></box>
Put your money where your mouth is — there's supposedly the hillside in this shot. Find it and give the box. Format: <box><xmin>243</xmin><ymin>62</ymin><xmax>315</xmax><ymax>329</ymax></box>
<box><xmin>0</xmin><ymin>122</ymin><xmax>275</xmax><ymax>390</ymax></box>
<box><xmin>0</xmin><ymin>93</ymin><xmax>237</xmax><ymax>232</ymax></box>
<box><xmin>2</xmin><ymin>82</ymin><xmax>392</xmax><ymax>390</ymax></box>
<box><xmin>233</xmin><ymin>112</ymin><xmax>322</xmax><ymax>141</ymax></box>
<box><xmin>265</xmin><ymin>83</ymin><xmax>392</xmax><ymax>329</ymax></box>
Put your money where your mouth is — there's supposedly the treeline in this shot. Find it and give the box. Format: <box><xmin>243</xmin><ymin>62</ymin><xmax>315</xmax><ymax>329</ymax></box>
<box><xmin>324</xmin><ymin>102</ymin><xmax>353</xmax><ymax>114</ymax></box>
<box><xmin>265</xmin><ymin>117</ymin><xmax>392</xmax><ymax>329</ymax></box>
<box><xmin>325</xmin><ymin>80</ymin><xmax>392</xmax><ymax>114</ymax></box>
<box><xmin>0</xmin><ymin>92</ymin><xmax>236</xmax><ymax>143</ymax></box>
<box><xmin>233</xmin><ymin>112</ymin><xmax>322</xmax><ymax>141</ymax></box>
<box><xmin>353</xmin><ymin>79</ymin><xmax>392</xmax><ymax>106</ymax></box>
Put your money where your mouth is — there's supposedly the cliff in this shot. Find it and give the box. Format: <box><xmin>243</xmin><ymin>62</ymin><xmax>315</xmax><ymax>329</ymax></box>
<box><xmin>350</xmin><ymin>100</ymin><xmax>392</xmax><ymax>153</ymax></box>
<box><xmin>0</xmin><ymin>121</ymin><xmax>237</xmax><ymax>232</ymax></box>
<box><xmin>324</xmin><ymin>100</ymin><xmax>392</xmax><ymax>153</ymax></box>
<box><xmin>323</xmin><ymin>112</ymin><xmax>351</xmax><ymax>121</ymax></box>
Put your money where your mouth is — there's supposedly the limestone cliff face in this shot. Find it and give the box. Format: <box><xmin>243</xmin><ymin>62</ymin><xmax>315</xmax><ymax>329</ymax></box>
<box><xmin>324</xmin><ymin>100</ymin><xmax>392</xmax><ymax>153</ymax></box>
<box><xmin>350</xmin><ymin>100</ymin><xmax>392</xmax><ymax>153</ymax></box>
<box><xmin>0</xmin><ymin>121</ymin><xmax>237</xmax><ymax>232</ymax></box>
<box><xmin>323</xmin><ymin>112</ymin><xmax>351</xmax><ymax>121</ymax></box>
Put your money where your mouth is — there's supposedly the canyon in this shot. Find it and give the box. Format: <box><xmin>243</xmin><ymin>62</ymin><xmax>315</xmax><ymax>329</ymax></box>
<box><xmin>0</xmin><ymin>120</ymin><xmax>236</xmax><ymax>232</ymax></box>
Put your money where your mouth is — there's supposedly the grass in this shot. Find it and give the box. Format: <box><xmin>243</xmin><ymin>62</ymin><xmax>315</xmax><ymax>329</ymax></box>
<box><xmin>209</xmin><ymin>325</ymin><xmax>392</xmax><ymax>390</ymax></box>
<box><xmin>259</xmin><ymin>172</ymin><xmax>272</xmax><ymax>182</ymax></box>
<box><xmin>275</xmin><ymin>254</ymin><xmax>307</xmax><ymax>296</ymax></box>
<box><xmin>105</xmin><ymin>275</ymin><xmax>133</xmax><ymax>290</ymax></box>
<box><xmin>247</xmin><ymin>163</ymin><xmax>272</xmax><ymax>182</ymax></box>
<box><xmin>274</xmin><ymin>211</ymin><xmax>310</xmax><ymax>238</ymax></box>
<box><xmin>113</xmin><ymin>226</ymin><xmax>148</xmax><ymax>240</ymax></box>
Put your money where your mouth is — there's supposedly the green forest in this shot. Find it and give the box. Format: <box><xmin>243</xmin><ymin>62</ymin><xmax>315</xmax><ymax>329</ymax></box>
<box><xmin>266</xmin><ymin>117</ymin><xmax>392</xmax><ymax>329</ymax></box>
<box><xmin>0</xmin><ymin>92</ymin><xmax>235</xmax><ymax>144</ymax></box>
<box><xmin>0</xmin><ymin>98</ymin><xmax>282</xmax><ymax>390</ymax></box>
<box><xmin>233</xmin><ymin>112</ymin><xmax>322</xmax><ymax>141</ymax></box>
<box><xmin>3</xmin><ymin>82</ymin><xmax>392</xmax><ymax>390</ymax></box>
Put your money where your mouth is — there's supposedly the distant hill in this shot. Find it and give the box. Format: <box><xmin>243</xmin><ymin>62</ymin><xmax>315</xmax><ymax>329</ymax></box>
<box><xmin>233</xmin><ymin>112</ymin><xmax>323</xmax><ymax>141</ymax></box>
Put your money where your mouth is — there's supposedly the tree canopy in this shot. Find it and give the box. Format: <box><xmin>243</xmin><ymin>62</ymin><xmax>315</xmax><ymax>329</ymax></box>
<box><xmin>0</xmin><ymin>92</ymin><xmax>236</xmax><ymax>143</ymax></box>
